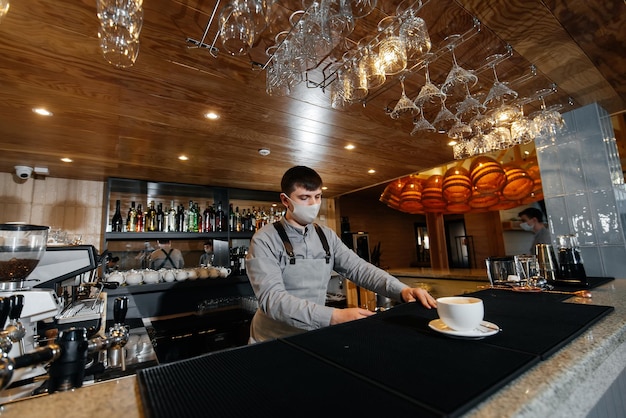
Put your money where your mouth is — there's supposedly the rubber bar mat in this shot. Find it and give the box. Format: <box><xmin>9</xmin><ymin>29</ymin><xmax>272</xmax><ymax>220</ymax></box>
<box><xmin>137</xmin><ymin>340</ymin><xmax>442</xmax><ymax>418</ymax></box>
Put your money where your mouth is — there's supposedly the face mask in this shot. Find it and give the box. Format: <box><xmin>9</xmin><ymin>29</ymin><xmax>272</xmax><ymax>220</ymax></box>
<box><xmin>283</xmin><ymin>194</ymin><xmax>321</xmax><ymax>225</ymax></box>
<box><xmin>520</xmin><ymin>222</ymin><xmax>533</xmax><ymax>232</ymax></box>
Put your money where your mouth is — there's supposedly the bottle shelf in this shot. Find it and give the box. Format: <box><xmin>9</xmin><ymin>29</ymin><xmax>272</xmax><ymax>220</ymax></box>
<box><xmin>105</xmin><ymin>231</ymin><xmax>231</xmax><ymax>240</ymax></box>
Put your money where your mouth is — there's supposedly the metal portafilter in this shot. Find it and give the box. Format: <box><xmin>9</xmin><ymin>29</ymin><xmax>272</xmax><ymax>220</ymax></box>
<box><xmin>47</xmin><ymin>327</ymin><xmax>90</xmax><ymax>393</ymax></box>
<box><xmin>107</xmin><ymin>297</ymin><xmax>129</xmax><ymax>370</ymax></box>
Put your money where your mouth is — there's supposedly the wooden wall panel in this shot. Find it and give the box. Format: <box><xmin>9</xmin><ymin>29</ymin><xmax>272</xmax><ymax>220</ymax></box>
<box><xmin>464</xmin><ymin>211</ymin><xmax>506</xmax><ymax>269</ymax></box>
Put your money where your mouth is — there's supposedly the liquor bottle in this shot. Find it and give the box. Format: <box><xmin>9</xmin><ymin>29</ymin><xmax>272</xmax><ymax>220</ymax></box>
<box><xmin>249</xmin><ymin>207</ymin><xmax>256</xmax><ymax>232</ymax></box>
<box><xmin>146</xmin><ymin>201</ymin><xmax>157</xmax><ymax>231</ymax></box>
<box><xmin>168</xmin><ymin>201</ymin><xmax>176</xmax><ymax>232</ymax></box>
<box><xmin>127</xmin><ymin>201</ymin><xmax>137</xmax><ymax>233</ymax></box>
<box><xmin>203</xmin><ymin>202</ymin><xmax>212</xmax><ymax>232</ymax></box>
<box><xmin>136</xmin><ymin>203</ymin><xmax>144</xmax><ymax>232</ymax></box>
<box><xmin>229</xmin><ymin>203</ymin><xmax>235</xmax><ymax>232</ymax></box>
<box><xmin>235</xmin><ymin>206</ymin><xmax>242</xmax><ymax>232</ymax></box>
<box><xmin>210</xmin><ymin>203</ymin><xmax>216</xmax><ymax>231</ymax></box>
<box><xmin>111</xmin><ymin>199</ymin><xmax>123</xmax><ymax>232</ymax></box>
<box><xmin>176</xmin><ymin>204</ymin><xmax>185</xmax><ymax>232</ymax></box>
<box><xmin>216</xmin><ymin>201</ymin><xmax>224</xmax><ymax>232</ymax></box>
<box><xmin>156</xmin><ymin>202</ymin><xmax>165</xmax><ymax>232</ymax></box>
<box><xmin>189</xmin><ymin>200</ymin><xmax>199</xmax><ymax>232</ymax></box>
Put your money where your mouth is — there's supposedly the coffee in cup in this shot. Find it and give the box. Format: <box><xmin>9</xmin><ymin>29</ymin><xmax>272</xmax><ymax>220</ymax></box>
<box><xmin>436</xmin><ymin>296</ymin><xmax>484</xmax><ymax>331</ymax></box>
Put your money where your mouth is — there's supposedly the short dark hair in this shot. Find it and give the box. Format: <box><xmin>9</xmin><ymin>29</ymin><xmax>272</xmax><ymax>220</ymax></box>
<box><xmin>518</xmin><ymin>207</ymin><xmax>544</xmax><ymax>222</ymax></box>
<box><xmin>281</xmin><ymin>166</ymin><xmax>323</xmax><ymax>195</ymax></box>
<box><xmin>157</xmin><ymin>239</ymin><xmax>171</xmax><ymax>244</ymax></box>
<box><xmin>203</xmin><ymin>240</ymin><xmax>213</xmax><ymax>246</ymax></box>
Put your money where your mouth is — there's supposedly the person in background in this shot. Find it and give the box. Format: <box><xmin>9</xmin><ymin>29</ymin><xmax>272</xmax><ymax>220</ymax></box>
<box><xmin>518</xmin><ymin>207</ymin><xmax>552</xmax><ymax>254</ymax></box>
<box><xmin>149</xmin><ymin>239</ymin><xmax>184</xmax><ymax>269</ymax></box>
<box><xmin>245</xmin><ymin>165</ymin><xmax>437</xmax><ymax>344</ymax></box>
<box><xmin>199</xmin><ymin>240</ymin><xmax>214</xmax><ymax>266</ymax></box>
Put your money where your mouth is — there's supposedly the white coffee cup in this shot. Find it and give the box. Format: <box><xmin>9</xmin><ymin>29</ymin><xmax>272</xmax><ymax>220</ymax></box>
<box><xmin>436</xmin><ymin>296</ymin><xmax>484</xmax><ymax>331</ymax></box>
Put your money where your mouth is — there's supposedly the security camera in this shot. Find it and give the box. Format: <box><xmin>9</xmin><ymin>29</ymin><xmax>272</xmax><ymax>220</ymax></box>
<box><xmin>15</xmin><ymin>166</ymin><xmax>33</xmax><ymax>179</ymax></box>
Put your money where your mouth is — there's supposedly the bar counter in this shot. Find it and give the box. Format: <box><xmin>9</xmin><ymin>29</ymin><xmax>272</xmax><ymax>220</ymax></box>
<box><xmin>3</xmin><ymin>279</ymin><xmax>625</xmax><ymax>418</ymax></box>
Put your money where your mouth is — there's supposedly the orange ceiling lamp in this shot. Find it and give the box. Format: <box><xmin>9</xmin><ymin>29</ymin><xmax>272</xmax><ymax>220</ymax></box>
<box><xmin>398</xmin><ymin>175</ymin><xmax>423</xmax><ymax>214</ymax></box>
<box><xmin>442</xmin><ymin>166</ymin><xmax>473</xmax><ymax>204</ymax></box>
<box><xmin>501</xmin><ymin>163</ymin><xmax>534</xmax><ymax>200</ymax></box>
<box><xmin>421</xmin><ymin>174</ymin><xmax>446</xmax><ymax>212</ymax></box>
<box><xmin>470</xmin><ymin>156</ymin><xmax>507</xmax><ymax>194</ymax></box>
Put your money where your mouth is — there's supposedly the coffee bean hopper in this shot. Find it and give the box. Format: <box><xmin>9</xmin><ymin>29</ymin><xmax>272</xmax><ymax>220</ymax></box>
<box><xmin>0</xmin><ymin>224</ymin><xmax>129</xmax><ymax>403</ymax></box>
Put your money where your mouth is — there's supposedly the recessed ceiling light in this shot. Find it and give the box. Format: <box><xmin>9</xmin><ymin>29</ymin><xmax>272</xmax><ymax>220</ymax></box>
<box><xmin>322</xmin><ymin>186</ymin><xmax>328</xmax><ymax>190</ymax></box>
<box><xmin>33</xmin><ymin>108</ymin><xmax>53</xmax><ymax>116</ymax></box>
<box><xmin>204</xmin><ymin>112</ymin><xmax>219</xmax><ymax>120</ymax></box>
<box><xmin>61</xmin><ymin>157</ymin><xmax>73</xmax><ymax>163</ymax></box>
<box><xmin>258</xmin><ymin>148</ymin><xmax>270</xmax><ymax>156</ymax></box>
<box><xmin>178</xmin><ymin>155</ymin><xmax>189</xmax><ymax>161</ymax></box>
<box><xmin>344</xmin><ymin>144</ymin><xmax>355</xmax><ymax>150</ymax></box>
<box><xmin>448</xmin><ymin>140</ymin><xmax>458</xmax><ymax>146</ymax></box>
<box><xmin>368</xmin><ymin>169</ymin><xmax>376</xmax><ymax>174</ymax></box>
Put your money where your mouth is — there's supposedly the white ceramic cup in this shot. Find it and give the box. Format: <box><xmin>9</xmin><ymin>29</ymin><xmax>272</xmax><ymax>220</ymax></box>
<box><xmin>436</xmin><ymin>296</ymin><xmax>484</xmax><ymax>331</ymax></box>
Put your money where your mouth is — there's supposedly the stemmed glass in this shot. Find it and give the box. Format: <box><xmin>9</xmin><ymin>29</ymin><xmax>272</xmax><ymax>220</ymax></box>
<box><xmin>441</xmin><ymin>35</ymin><xmax>478</xmax><ymax>95</ymax></box>
<box><xmin>433</xmin><ymin>100</ymin><xmax>459</xmax><ymax>132</ymax></box>
<box><xmin>414</xmin><ymin>53</ymin><xmax>446</xmax><ymax>107</ymax></box>
<box><xmin>97</xmin><ymin>0</ymin><xmax>143</xmax><ymax>68</ymax></box>
<box><xmin>483</xmin><ymin>53</ymin><xmax>518</xmax><ymax>107</ymax></box>
<box><xmin>411</xmin><ymin>109</ymin><xmax>437</xmax><ymax>135</ymax></box>
<box><xmin>390</xmin><ymin>77</ymin><xmax>419</xmax><ymax>119</ymax></box>
<box><xmin>530</xmin><ymin>88</ymin><xmax>565</xmax><ymax>138</ymax></box>
<box><xmin>456</xmin><ymin>82</ymin><xmax>485</xmax><ymax>121</ymax></box>
<box><xmin>351</xmin><ymin>0</ymin><xmax>377</xmax><ymax>18</ymax></box>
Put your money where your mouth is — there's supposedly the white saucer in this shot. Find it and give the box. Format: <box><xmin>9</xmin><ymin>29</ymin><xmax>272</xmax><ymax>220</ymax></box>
<box><xmin>428</xmin><ymin>319</ymin><xmax>500</xmax><ymax>338</ymax></box>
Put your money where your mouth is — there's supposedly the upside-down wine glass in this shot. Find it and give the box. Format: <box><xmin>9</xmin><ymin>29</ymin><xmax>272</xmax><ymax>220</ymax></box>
<box><xmin>483</xmin><ymin>53</ymin><xmax>518</xmax><ymax>108</ymax></box>
<box><xmin>441</xmin><ymin>34</ymin><xmax>477</xmax><ymax>95</ymax></box>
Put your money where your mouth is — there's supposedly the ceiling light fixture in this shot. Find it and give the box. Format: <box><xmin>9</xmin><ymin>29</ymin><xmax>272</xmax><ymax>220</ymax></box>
<box><xmin>344</xmin><ymin>144</ymin><xmax>355</xmax><ymax>150</ymax></box>
<box><xmin>61</xmin><ymin>157</ymin><xmax>73</xmax><ymax>163</ymax></box>
<box><xmin>33</xmin><ymin>108</ymin><xmax>53</xmax><ymax>116</ymax></box>
<box><xmin>322</xmin><ymin>186</ymin><xmax>328</xmax><ymax>191</ymax></box>
<box><xmin>258</xmin><ymin>148</ymin><xmax>270</xmax><ymax>156</ymax></box>
<box><xmin>368</xmin><ymin>169</ymin><xmax>376</xmax><ymax>174</ymax></box>
<box><xmin>178</xmin><ymin>155</ymin><xmax>189</xmax><ymax>161</ymax></box>
<box><xmin>204</xmin><ymin>112</ymin><xmax>219</xmax><ymax>120</ymax></box>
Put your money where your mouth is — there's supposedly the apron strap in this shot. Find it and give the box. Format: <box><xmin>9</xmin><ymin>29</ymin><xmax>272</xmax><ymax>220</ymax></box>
<box><xmin>157</xmin><ymin>248</ymin><xmax>176</xmax><ymax>269</ymax></box>
<box><xmin>313</xmin><ymin>224</ymin><xmax>331</xmax><ymax>264</ymax></box>
<box><xmin>273</xmin><ymin>222</ymin><xmax>296</xmax><ymax>264</ymax></box>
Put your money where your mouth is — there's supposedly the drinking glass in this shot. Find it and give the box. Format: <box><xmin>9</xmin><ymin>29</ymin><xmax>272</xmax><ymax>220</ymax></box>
<box><xmin>411</xmin><ymin>110</ymin><xmax>437</xmax><ymax>135</ymax></box>
<box><xmin>390</xmin><ymin>78</ymin><xmax>419</xmax><ymax>119</ymax></box>
<box><xmin>357</xmin><ymin>44</ymin><xmax>386</xmax><ymax>90</ymax></box>
<box><xmin>433</xmin><ymin>101</ymin><xmax>459</xmax><ymax>131</ymax></box>
<box><xmin>377</xmin><ymin>16</ymin><xmax>407</xmax><ymax>76</ymax></box>
<box><xmin>414</xmin><ymin>54</ymin><xmax>445</xmax><ymax>107</ymax></box>
<box><xmin>397</xmin><ymin>2</ymin><xmax>431</xmax><ymax>63</ymax></box>
<box><xmin>351</xmin><ymin>0</ymin><xmax>377</xmax><ymax>18</ymax></box>
<box><xmin>97</xmin><ymin>0</ymin><xmax>143</xmax><ymax>39</ymax></box>
<box><xmin>441</xmin><ymin>35</ymin><xmax>477</xmax><ymax>95</ymax></box>
<box><xmin>483</xmin><ymin>54</ymin><xmax>518</xmax><ymax>107</ymax></box>
<box><xmin>219</xmin><ymin>2</ymin><xmax>256</xmax><ymax>56</ymax></box>
<box><xmin>98</xmin><ymin>27</ymin><xmax>140</xmax><ymax>68</ymax></box>
<box><xmin>456</xmin><ymin>82</ymin><xmax>485</xmax><ymax>121</ymax></box>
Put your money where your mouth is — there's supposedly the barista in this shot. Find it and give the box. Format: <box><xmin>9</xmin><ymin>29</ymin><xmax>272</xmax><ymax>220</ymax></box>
<box><xmin>518</xmin><ymin>207</ymin><xmax>552</xmax><ymax>253</ymax></box>
<box><xmin>149</xmin><ymin>239</ymin><xmax>184</xmax><ymax>269</ymax></box>
<box><xmin>199</xmin><ymin>240</ymin><xmax>214</xmax><ymax>266</ymax></box>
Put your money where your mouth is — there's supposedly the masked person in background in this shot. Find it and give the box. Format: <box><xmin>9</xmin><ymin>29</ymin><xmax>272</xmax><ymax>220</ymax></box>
<box><xmin>149</xmin><ymin>239</ymin><xmax>184</xmax><ymax>270</ymax></box>
<box><xmin>199</xmin><ymin>240</ymin><xmax>214</xmax><ymax>266</ymax></box>
<box><xmin>518</xmin><ymin>207</ymin><xmax>552</xmax><ymax>254</ymax></box>
<box><xmin>245</xmin><ymin>165</ymin><xmax>437</xmax><ymax>344</ymax></box>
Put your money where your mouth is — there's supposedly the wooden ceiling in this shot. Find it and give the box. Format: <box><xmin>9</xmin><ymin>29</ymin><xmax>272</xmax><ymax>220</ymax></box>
<box><xmin>0</xmin><ymin>0</ymin><xmax>624</xmax><ymax>198</ymax></box>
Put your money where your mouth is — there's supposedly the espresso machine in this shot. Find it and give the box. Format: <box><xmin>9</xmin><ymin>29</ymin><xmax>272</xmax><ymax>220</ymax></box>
<box><xmin>0</xmin><ymin>224</ymin><xmax>130</xmax><ymax>403</ymax></box>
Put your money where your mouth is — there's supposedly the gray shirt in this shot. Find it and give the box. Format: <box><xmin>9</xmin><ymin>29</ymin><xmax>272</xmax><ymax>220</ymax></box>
<box><xmin>531</xmin><ymin>226</ymin><xmax>552</xmax><ymax>253</ymax></box>
<box><xmin>246</xmin><ymin>218</ymin><xmax>408</xmax><ymax>332</ymax></box>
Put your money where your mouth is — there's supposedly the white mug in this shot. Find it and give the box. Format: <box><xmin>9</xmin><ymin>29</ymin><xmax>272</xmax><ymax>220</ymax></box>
<box><xmin>436</xmin><ymin>296</ymin><xmax>484</xmax><ymax>331</ymax></box>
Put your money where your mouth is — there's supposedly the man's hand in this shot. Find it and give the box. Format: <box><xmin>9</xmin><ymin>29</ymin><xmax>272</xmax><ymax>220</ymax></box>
<box><xmin>401</xmin><ymin>287</ymin><xmax>437</xmax><ymax>309</ymax></box>
<box><xmin>330</xmin><ymin>307</ymin><xmax>375</xmax><ymax>325</ymax></box>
